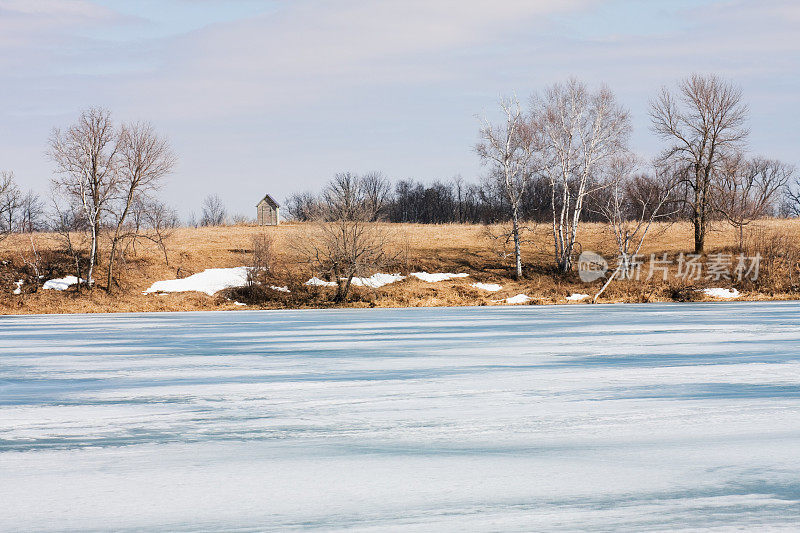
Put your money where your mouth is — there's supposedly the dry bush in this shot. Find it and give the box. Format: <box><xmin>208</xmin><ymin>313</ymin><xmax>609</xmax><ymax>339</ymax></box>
<box><xmin>299</xmin><ymin>219</ymin><xmax>392</xmax><ymax>302</ymax></box>
<box><xmin>247</xmin><ymin>233</ymin><xmax>275</xmax><ymax>286</ymax></box>
<box><xmin>742</xmin><ymin>225</ymin><xmax>800</xmax><ymax>292</ymax></box>
<box><xmin>483</xmin><ymin>222</ymin><xmax>537</xmax><ymax>274</ymax></box>
<box><xmin>227</xmin><ymin>233</ymin><xmax>288</xmax><ymax>305</ymax></box>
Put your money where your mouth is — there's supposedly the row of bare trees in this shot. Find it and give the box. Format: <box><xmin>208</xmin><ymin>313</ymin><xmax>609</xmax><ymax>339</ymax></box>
<box><xmin>289</xmin><ymin>174</ymin><xmax>620</xmax><ymax>226</ymax></box>
<box><xmin>476</xmin><ymin>80</ymin><xmax>633</xmax><ymax>277</ymax></box>
<box><xmin>284</xmin><ymin>79</ymin><xmax>796</xmax><ymax>287</ymax></box>
<box><xmin>473</xmin><ymin>75</ymin><xmax>796</xmax><ymax>278</ymax></box>
<box><xmin>0</xmin><ymin>171</ymin><xmax>46</xmax><ymax>241</ymax></box>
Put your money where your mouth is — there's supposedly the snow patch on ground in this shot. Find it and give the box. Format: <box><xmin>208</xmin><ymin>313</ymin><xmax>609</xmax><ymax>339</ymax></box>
<box><xmin>471</xmin><ymin>282</ymin><xmax>502</xmax><ymax>292</ymax></box>
<box><xmin>411</xmin><ymin>272</ymin><xmax>469</xmax><ymax>282</ymax></box>
<box><xmin>305</xmin><ymin>277</ymin><xmax>338</xmax><ymax>287</ymax></box>
<box><xmin>701</xmin><ymin>288</ymin><xmax>740</xmax><ymax>299</ymax></box>
<box><xmin>42</xmin><ymin>276</ymin><xmax>87</xmax><ymax>291</ymax></box>
<box><xmin>306</xmin><ymin>273</ymin><xmax>405</xmax><ymax>288</ymax></box>
<box><xmin>349</xmin><ymin>273</ymin><xmax>405</xmax><ymax>288</ymax></box>
<box><xmin>503</xmin><ymin>294</ymin><xmax>531</xmax><ymax>304</ymax></box>
<box><xmin>566</xmin><ymin>293</ymin><xmax>589</xmax><ymax>301</ymax></box>
<box><xmin>233</xmin><ymin>302</ymin><xmax>247</xmax><ymax>306</ymax></box>
<box><xmin>144</xmin><ymin>267</ymin><xmax>249</xmax><ymax>296</ymax></box>
<box><xmin>12</xmin><ymin>280</ymin><xmax>23</xmax><ymax>295</ymax></box>
<box><xmin>270</xmin><ymin>285</ymin><xmax>291</xmax><ymax>293</ymax></box>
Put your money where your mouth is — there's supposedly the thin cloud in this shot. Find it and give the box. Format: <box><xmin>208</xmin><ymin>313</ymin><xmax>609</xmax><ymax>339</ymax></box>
<box><xmin>111</xmin><ymin>0</ymin><xmax>595</xmax><ymax>118</ymax></box>
<box><xmin>0</xmin><ymin>0</ymin><xmax>798</xmax><ymax>216</ymax></box>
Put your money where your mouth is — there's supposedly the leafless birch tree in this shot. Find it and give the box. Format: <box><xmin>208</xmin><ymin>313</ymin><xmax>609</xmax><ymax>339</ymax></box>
<box><xmin>476</xmin><ymin>96</ymin><xmax>533</xmax><ymax>279</ymax></box>
<box><xmin>650</xmin><ymin>74</ymin><xmax>749</xmax><ymax>253</ymax></box>
<box><xmin>49</xmin><ymin>108</ymin><xmax>120</xmax><ymax>287</ymax></box>
<box><xmin>49</xmin><ymin>109</ymin><xmax>176</xmax><ymax>290</ymax></box>
<box><xmin>531</xmin><ymin>79</ymin><xmax>631</xmax><ymax>272</ymax></box>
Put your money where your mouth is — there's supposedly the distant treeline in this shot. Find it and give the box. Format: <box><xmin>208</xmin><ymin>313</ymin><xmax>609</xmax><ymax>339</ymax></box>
<box><xmin>283</xmin><ymin>173</ymin><xmax>723</xmax><ymax>225</ymax></box>
<box><xmin>285</xmin><ymin>175</ymin><xmax>566</xmax><ymax>224</ymax></box>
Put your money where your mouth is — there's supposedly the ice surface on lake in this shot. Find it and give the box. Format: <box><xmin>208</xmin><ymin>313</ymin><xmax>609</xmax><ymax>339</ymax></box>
<box><xmin>2</xmin><ymin>302</ymin><xmax>800</xmax><ymax>531</ymax></box>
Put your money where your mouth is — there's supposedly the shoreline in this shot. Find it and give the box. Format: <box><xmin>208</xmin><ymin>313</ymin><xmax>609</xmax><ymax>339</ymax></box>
<box><xmin>3</xmin><ymin>296</ymin><xmax>798</xmax><ymax>318</ymax></box>
<box><xmin>4</xmin><ymin>221</ymin><xmax>799</xmax><ymax>316</ymax></box>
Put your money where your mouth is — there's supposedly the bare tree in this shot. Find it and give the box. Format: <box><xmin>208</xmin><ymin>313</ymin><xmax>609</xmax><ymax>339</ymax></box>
<box><xmin>49</xmin><ymin>108</ymin><xmax>121</xmax><ymax>287</ymax></box>
<box><xmin>593</xmin><ymin>159</ymin><xmax>679</xmax><ymax>302</ymax></box>
<box><xmin>127</xmin><ymin>197</ymin><xmax>178</xmax><ymax>264</ymax></box>
<box><xmin>0</xmin><ymin>171</ymin><xmax>21</xmax><ymax>241</ymax></box>
<box><xmin>232</xmin><ymin>213</ymin><xmax>254</xmax><ymax>225</ymax></box>
<box><xmin>321</xmin><ymin>172</ymin><xmax>364</xmax><ymax>220</ymax></box>
<box><xmin>50</xmin><ymin>199</ymin><xmax>89</xmax><ymax>292</ymax></box>
<box><xmin>200</xmin><ymin>194</ymin><xmax>227</xmax><ymax>226</ymax></box>
<box><xmin>19</xmin><ymin>190</ymin><xmax>45</xmax><ymax>233</ymax></box>
<box><xmin>284</xmin><ymin>192</ymin><xmax>318</xmax><ymax>221</ymax></box>
<box><xmin>650</xmin><ymin>74</ymin><xmax>749</xmax><ymax>253</ymax></box>
<box><xmin>304</xmin><ymin>173</ymin><xmax>389</xmax><ymax>302</ymax></box>
<box><xmin>452</xmin><ymin>175</ymin><xmax>466</xmax><ymax>223</ymax></box>
<box><xmin>476</xmin><ymin>96</ymin><xmax>533</xmax><ymax>279</ymax></box>
<box><xmin>532</xmin><ymin>78</ymin><xmax>631</xmax><ymax>272</ymax></box>
<box><xmin>20</xmin><ymin>233</ymin><xmax>44</xmax><ymax>288</ymax></box>
<box><xmin>360</xmin><ymin>171</ymin><xmax>391</xmax><ymax>221</ymax></box>
<box><xmin>106</xmin><ymin>122</ymin><xmax>176</xmax><ymax>291</ymax></box>
<box><xmin>717</xmin><ymin>156</ymin><xmax>793</xmax><ymax>250</ymax></box>
<box><xmin>785</xmin><ymin>176</ymin><xmax>800</xmax><ymax>218</ymax></box>
<box><xmin>246</xmin><ymin>233</ymin><xmax>276</xmax><ymax>289</ymax></box>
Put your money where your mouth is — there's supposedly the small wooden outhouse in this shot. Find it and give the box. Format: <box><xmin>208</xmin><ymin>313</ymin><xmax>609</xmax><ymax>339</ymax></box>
<box><xmin>256</xmin><ymin>194</ymin><xmax>280</xmax><ymax>226</ymax></box>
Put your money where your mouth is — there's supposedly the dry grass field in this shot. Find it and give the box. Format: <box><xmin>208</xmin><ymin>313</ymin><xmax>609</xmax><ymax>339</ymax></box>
<box><xmin>2</xmin><ymin>219</ymin><xmax>799</xmax><ymax>315</ymax></box>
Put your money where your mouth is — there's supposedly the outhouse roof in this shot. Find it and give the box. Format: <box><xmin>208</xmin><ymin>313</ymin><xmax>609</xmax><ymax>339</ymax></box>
<box><xmin>256</xmin><ymin>194</ymin><xmax>280</xmax><ymax>208</ymax></box>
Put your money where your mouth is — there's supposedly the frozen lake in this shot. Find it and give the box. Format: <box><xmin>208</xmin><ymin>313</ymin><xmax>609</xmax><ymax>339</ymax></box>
<box><xmin>2</xmin><ymin>302</ymin><xmax>800</xmax><ymax>531</ymax></box>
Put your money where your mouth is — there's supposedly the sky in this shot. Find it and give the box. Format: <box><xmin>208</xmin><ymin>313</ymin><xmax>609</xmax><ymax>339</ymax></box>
<box><xmin>0</xmin><ymin>0</ymin><xmax>798</xmax><ymax>219</ymax></box>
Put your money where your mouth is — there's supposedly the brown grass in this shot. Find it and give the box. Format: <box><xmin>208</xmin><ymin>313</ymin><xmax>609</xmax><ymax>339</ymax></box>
<box><xmin>2</xmin><ymin>219</ymin><xmax>799</xmax><ymax>315</ymax></box>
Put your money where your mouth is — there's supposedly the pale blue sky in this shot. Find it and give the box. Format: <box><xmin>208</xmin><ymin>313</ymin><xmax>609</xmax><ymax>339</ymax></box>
<box><xmin>0</xmin><ymin>0</ymin><xmax>797</xmax><ymax>218</ymax></box>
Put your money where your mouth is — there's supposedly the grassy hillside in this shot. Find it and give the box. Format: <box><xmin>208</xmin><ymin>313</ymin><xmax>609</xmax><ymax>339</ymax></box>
<box><xmin>2</xmin><ymin>219</ymin><xmax>799</xmax><ymax>315</ymax></box>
